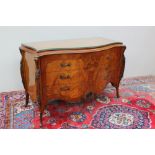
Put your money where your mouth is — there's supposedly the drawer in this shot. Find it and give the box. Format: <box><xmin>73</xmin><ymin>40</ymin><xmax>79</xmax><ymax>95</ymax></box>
<box><xmin>46</xmin><ymin>70</ymin><xmax>86</xmax><ymax>85</ymax></box>
<box><xmin>46</xmin><ymin>59</ymin><xmax>84</xmax><ymax>72</ymax></box>
<box><xmin>46</xmin><ymin>83</ymin><xmax>85</xmax><ymax>99</ymax></box>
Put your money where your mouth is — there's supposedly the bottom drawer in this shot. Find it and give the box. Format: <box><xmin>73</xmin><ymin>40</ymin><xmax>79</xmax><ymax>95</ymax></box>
<box><xmin>46</xmin><ymin>83</ymin><xmax>86</xmax><ymax>100</ymax></box>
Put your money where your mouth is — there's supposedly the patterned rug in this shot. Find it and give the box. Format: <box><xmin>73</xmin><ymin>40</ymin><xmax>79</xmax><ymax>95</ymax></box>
<box><xmin>1</xmin><ymin>75</ymin><xmax>155</xmax><ymax>129</ymax></box>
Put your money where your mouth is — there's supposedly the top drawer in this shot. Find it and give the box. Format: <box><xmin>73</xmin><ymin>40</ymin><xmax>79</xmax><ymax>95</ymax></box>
<box><xmin>46</xmin><ymin>59</ymin><xmax>84</xmax><ymax>72</ymax></box>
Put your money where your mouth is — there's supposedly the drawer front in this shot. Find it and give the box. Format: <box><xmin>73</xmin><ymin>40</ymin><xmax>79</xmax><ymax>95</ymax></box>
<box><xmin>46</xmin><ymin>59</ymin><xmax>84</xmax><ymax>72</ymax></box>
<box><xmin>46</xmin><ymin>70</ymin><xmax>87</xmax><ymax>85</ymax></box>
<box><xmin>46</xmin><ymin>83</ymin><xmax>86</xmax><ymax>100</ymax></box>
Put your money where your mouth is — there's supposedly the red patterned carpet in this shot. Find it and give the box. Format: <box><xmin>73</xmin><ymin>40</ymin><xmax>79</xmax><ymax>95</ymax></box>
<box><xmin>1</xmin><ymin>75</ymin><xmax>155</xmax><ymax>129</ymax></box>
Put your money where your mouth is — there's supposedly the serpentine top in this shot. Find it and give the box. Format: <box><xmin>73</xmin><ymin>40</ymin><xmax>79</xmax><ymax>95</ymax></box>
<box><xmin>22</xmin><ymin>37</ymin><xmax>122</xmax><ymax>52</ymax></box>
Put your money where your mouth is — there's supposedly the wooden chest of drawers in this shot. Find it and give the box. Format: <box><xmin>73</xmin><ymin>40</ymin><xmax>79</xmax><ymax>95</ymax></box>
<box><xmin>19</xmin><ymin>37</ymin><xmax>126</xmax><ymax>127</ymax></box>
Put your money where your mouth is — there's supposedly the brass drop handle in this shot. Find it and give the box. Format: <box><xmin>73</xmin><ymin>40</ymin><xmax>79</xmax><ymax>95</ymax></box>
<box><xmin>60</xmin><ymin>63</ymin><xmax>71</xmax><ymax>67</ymax></box>
<box><xmin>59</xmin><ymin>74</ymin><xmax>71</xmax><ymax>79</ymax></box>
<box><xmin>60</xmin><ymin>86</ymin><xmax>70</xmax><ymax>91</ymax></box>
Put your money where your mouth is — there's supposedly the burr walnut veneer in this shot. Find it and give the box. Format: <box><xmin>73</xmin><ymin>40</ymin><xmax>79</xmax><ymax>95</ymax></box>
<box><xmin>19</xmin><ymin>38</ymin><xmax>126</xmax><ymax>126</ymax></box>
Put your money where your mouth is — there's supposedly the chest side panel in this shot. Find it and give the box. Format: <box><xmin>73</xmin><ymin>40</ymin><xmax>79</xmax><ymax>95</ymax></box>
<box><xmin>110</xmin><ymin>46</ymin><xmax>126</xmax><ymax>86</ymax></box>
<box><xmin>92</xmin><ymin>46</ymin><xmax>125</xmax><ymax>93</ymax></box>
<box><xmin>20</xmin><ymin>50</ymin><xmax>37</xmax><ymax>102</ymax></box>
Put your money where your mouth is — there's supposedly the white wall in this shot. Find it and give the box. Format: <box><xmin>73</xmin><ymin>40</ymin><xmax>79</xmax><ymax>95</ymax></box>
<box><xmin>0</xmin><ymin>26</ymin><xmax>155</xmax><ymax>92</ymax></box>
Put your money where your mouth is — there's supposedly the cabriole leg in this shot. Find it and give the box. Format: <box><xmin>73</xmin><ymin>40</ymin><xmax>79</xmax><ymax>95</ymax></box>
<box><xmin>116</xmin><ymin>86</ymin><xmax>120</xmax><ymax>98</ymax></box>
<box><xmin>40</xmin><ymin>112</ymin><xmax>43</xmax><ymax>128</ymax></box>
<box><xmin>25</xmin><ymin>92</ymin><xmax>29</xmax><ymax>107</ymax></box>
<box><xmin>39</xmin><ymin>104</ymin><xmax>46</xmax><ymax>128</ymax></box>
<box><xmin>111</xmin><ymin>82</ymin><xmax>120</xmax><ymax>98</ymax></box>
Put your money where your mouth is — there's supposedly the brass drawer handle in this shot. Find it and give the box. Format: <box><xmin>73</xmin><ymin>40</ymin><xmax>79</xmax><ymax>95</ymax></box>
<box><xmin>60</xmin><ymin>86</ymin><xmax>70</xmax><ymax>91</ymax></box>
<box><xmin>59</xmin><ymin>74</ymin><xmax>71</xmax><ymax>80</ymax></box>
<box><xmin>60</xmin><ymin>63</ymin><xmax>71</xmax><ymax>67</ymax></box>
